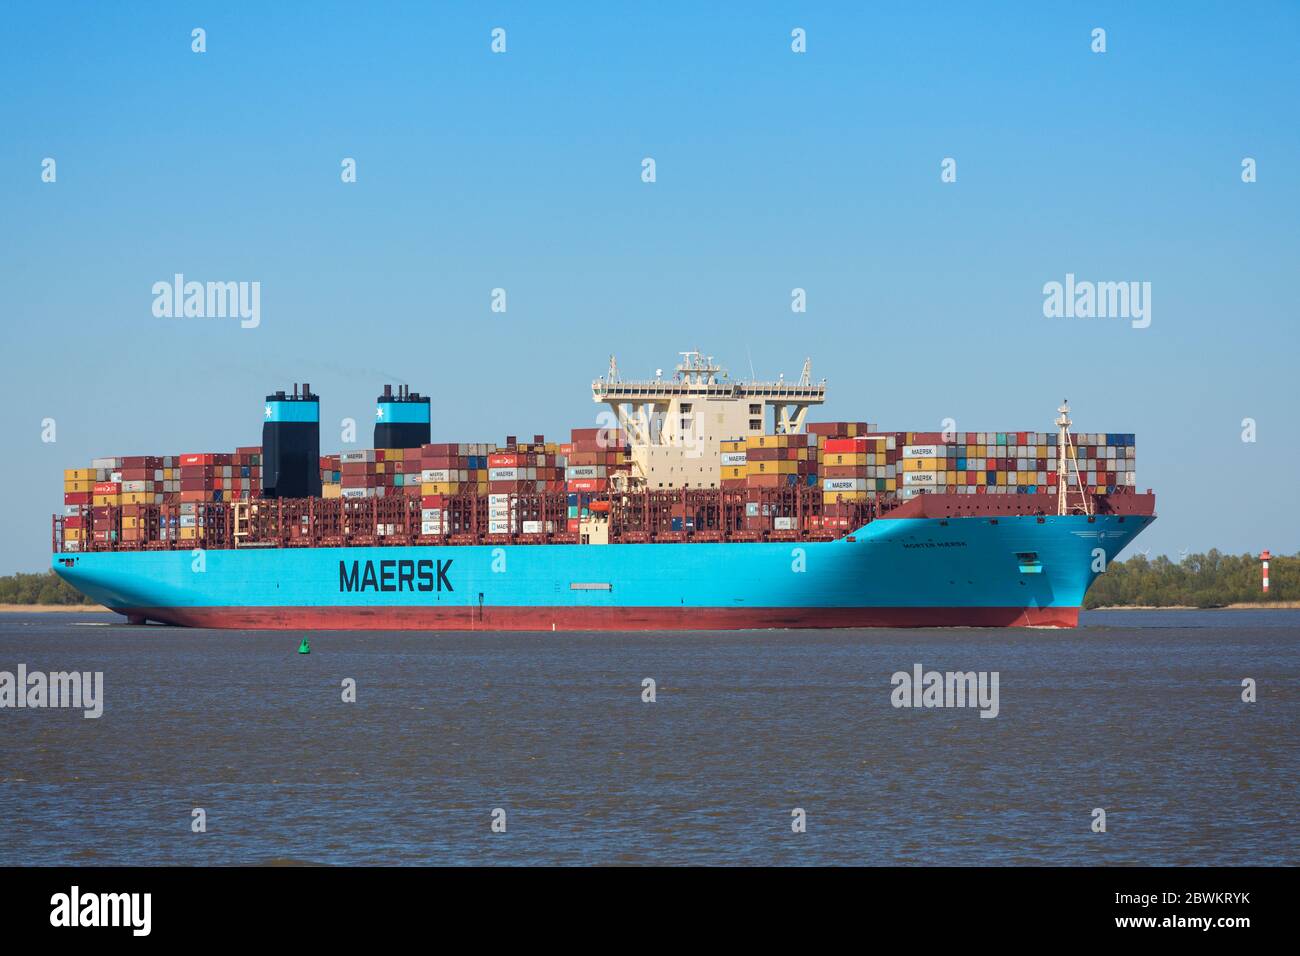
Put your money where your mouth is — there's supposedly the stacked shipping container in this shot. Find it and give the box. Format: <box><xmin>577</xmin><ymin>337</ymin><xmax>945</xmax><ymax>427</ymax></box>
<box><xmin>897</xmin><ymin>431</ymin><xmax>1136</xmax><ymax>498</ymax></box>
<box><xmin>55</xmin><ymin>423</ymin><xmax>1136</xmax><ymax>550</ymax></box>
<box><xmin>565</xmin><ymin>427</ymin><xmax>630</xmax><ymax>532</ymax></box>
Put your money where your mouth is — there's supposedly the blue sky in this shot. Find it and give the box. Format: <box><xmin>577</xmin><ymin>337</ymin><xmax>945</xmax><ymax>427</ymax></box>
<box><xmin>2</xmin><ymin>2</ymin><xmax>1297</xmax><ymax>572</ymax></box>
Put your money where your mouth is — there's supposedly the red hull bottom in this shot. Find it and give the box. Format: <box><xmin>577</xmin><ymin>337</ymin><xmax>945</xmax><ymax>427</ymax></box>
<box><xmin>113</xmin><ymin>605</ymin><xmax>1080</xmax><ymax>630</ymax></box>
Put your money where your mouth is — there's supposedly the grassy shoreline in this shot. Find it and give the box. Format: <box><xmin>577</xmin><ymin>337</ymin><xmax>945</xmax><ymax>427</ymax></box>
<box><xmin>0</xmin><ymin>604</ymin><xmax>110</xmax><ymax>613</ymax></box>
<box><xmin>1091</xmin><ymin>602</ymin><xmax>1300</xmax><ymax>610</ymax></box>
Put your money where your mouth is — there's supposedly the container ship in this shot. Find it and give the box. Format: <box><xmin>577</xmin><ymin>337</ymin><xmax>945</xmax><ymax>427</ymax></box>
<box><xmin>51</xmin><ymin>353</ymin><xmax>1155</xmax><ymax>630</ymax></box>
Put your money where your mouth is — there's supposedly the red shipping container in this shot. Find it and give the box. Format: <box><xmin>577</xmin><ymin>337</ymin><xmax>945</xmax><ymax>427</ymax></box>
<box><xmin>566</xmin><ymin>478</ymin><xmax>606</xmax><ymax>493</ymax></box>
<box><xmin>488</xmin><ymin>453</ymin><xmax>519</xmax><ymax>468</ymax></box>
<box><xmin>92</xmin><ymin>482</ymin><xmax>120</xmax><ymax>495</ymax></box>
<box><xmin>823</xmin><ymin>438</ymin><xmax>864</xmax><ymax>454</ymax></box>
<box><xmin>420</xmin><ymin>456</ymin><xmax>457</xmax><ymax>470</ymax></box>
<box><xmin>64</xmin><ymin>492</ymin><xmax>91</xmax><ymax>505</ymax></box>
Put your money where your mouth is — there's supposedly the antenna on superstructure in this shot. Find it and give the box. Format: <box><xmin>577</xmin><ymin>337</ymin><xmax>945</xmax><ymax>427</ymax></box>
<box><xmin>1055</xmin><ymin>400</ymin><xmax>1092</xmax><ymax>517</ymax></box>
<box><xmin>608</xmin><ymin>354</ymin><xmax>619</xmax><ymax>383</ymax></box>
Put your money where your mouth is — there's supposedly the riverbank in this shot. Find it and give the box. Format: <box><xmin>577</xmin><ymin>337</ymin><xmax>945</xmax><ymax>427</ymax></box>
<box><xmin>1092</xmin><ymin>601</ymin><xmax>1300</xmax><ymax>610</ymax></box>
<box><xmin>0</xmin><ymin>604</ymin><xmax>109</xmax><ymax>613</ymax></box>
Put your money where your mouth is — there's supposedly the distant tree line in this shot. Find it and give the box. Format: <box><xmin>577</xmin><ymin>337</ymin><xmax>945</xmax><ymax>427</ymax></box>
<box><xmin>1085</xmin><ymin>550</ymin><xmax>1293</xmax><ymax>608</ymax></box>
<box><xmin>0</xmin><ymin>572</ymin><xmax>97</xmax><ymax>605</ymax></box>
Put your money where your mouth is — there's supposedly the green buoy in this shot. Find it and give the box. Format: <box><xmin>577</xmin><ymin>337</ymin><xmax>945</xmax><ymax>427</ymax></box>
<box><xmin>297</xmin><ymin>637</ymin><xmax>311</xmax><ymax>655</ymax></box>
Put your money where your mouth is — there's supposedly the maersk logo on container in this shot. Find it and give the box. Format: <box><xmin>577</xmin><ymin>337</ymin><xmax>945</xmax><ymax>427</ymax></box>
<box><xmin>151</xmin><ymin>274</ymin><xmax>260</xmax><ymax>329</ymax></box>
<box><xmin>1042</xmin><ymin>273</ymin><xmax>1150</xmax><ymax>329</ymax></box>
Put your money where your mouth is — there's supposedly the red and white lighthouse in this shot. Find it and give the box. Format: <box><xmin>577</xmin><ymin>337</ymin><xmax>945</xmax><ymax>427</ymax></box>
<box><xmin>1261</xmin><ymin>550</ymin><xmax>1270</xmax><ymax>593</ymax></box>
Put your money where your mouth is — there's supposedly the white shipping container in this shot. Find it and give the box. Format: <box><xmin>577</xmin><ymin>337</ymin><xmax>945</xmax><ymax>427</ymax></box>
<box><xmin>773</xmin><ymin>516</ymin><xmax>795</xmax><ymax>531</ymax></box>
<box><xmin>342</xmin><ymin>487</ymin><xmax>375</xmax><ymax>499</ymax></box>
<box><xmin>522</xmin><ymin>520</ymin><xmax>542</xmax><ymax>534</ymax></box>
<box><xmin>489</xmin><ymin>468</ymin><xmax>519</xmax><ymax>481</ymax></box>
<box><xmin>488</xmin><ymin>519</ymin><xmax>514</xmax><ymax>534</ymax></box>
<box><xmin>420</xmin><ymin>520</ymin><xmax>442</xmax><ymax>535</ymax></box>
<box><xmin>903</xmin><ymin>471</ymin><xmax>938</xmax><ymax>487</ymax></box>
<box><xmin>822</xmin><ymin>477</ymin><xmax>865</xmax><ymax>492</ymax></box>
<box><xmin>720</xmin><ymin>452</ymin><xmax>747</xmax><ymax>466</ymax></box>
<box><xmin>903</xmin><ymin>445</ymin><xmax>939</xmax><ymax>458</ymax></box>
<box><xmin>565</xmin><ymin>465</ymin><xmax>602</xmax><ymax>479</ymax></box>
<box><xmin>421</xmin><ymin>469</ymin><xmax>452</xmax><ymax>483</ymax></box>
<box><xmin>341</xmin><ymin>449</ymin><xmax>376</xmax><ymax>463</ymax></box>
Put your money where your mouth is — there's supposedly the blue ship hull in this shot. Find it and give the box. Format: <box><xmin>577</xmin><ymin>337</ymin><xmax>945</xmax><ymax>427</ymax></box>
<box><xmin>52</xmin><ymin>510</ymin><xmax>1154</xmax><ymax>629</ymax></box>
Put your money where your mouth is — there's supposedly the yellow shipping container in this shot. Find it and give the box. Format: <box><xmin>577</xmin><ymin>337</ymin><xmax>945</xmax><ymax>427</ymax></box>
<box><xmin>64</xmin><ymin>480</ymin><xmax>95</xmax><ymax>493</ymax></box>
<box><xmin>721</xmin><ymin>466</ymin><xmax>745</xmax><ymax>481</ymax></box>
<box><xmin>180</xmin><ymin>527</ymin><xmax>197</xmax><ymax>540</ymax></box>
<box><xmin>721</xmin><ymin>440</ymin><xmax>746</xmax><ymax>453</ymax></box>
<box><xmin>65</xmin><ymin>468</ymin><xmax>96</xmax><ymax>480</ymax></box>
<box><xmin>823</xmin><ymin>489</ymin><xmax>867</xmax><ymax>503</ymax></box>
<box><xmin>321</xmin><ymin>483</ymin><xmax>342</xmax><ymax>499</ymax></box>
<box><xmin>885</xmin><ymin>478</ymin><xmax>896</xmax><ymax>491</ymax></box>
<box><xmin>63</xmin><ymin>529</ymin><xmax>81</xmax><ymax>541</ymax></box>
<box><xmin>120</xmin><ymin>492</ymin><xmax>158</xmax><ymax>505</ymax></box>
<box><xmin>747</xmin><ymin>460</ymin><xmax>798</xmax><ymax>475</ymax></box>
<box><xmin>903</xmin><ymin>458</ymin><xmax>938</xmax><ymax>472</ymax></box>
<box><xmin>384</xmin><ymin>448</ymin><xmax>404</xmax><ymax>461</ymax></box>
<box><xmin>825</xmin><ymin>453</ymin><xmax>867</xmax><ymax>467</ymax></box>
<box><xmin>92</xmin><ymin>494</ymin><xmax>121</xmax><ymax>506</ymax></box>
<box><xmin>421</xmin><ymin>481</ymin><xmax>460</xmax><ymax>496</ymax></box>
